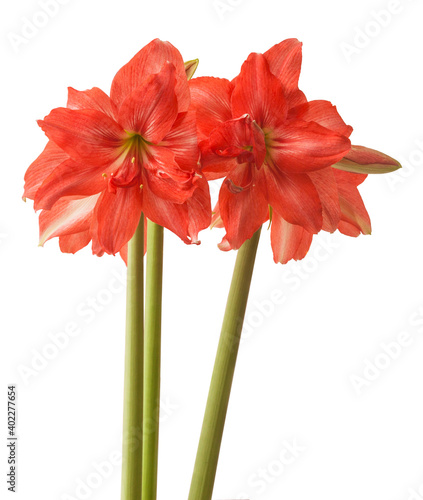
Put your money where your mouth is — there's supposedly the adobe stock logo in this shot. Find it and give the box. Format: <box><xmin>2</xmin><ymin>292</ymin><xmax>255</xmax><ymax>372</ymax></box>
<box><xmin>213</xmin><ymin>0</ymin><xmax>246</xmax><ymax>20</ymax></box>
<box><xmin>339</xmin><ymin>0</ymin><xmax>412</xmax><ymax>63</ymax></box>
<box><xmin>349</xmin><ymin>305</ymin><xmax>423</xmax><ymax>395</ymax></box>
<box><xmin>7</xmin><ymin>0</ymin><xmax>72</xmax><ymax>53</ymax></box>
<box><xmin>236</xmin><ymin>439</ymin><xmax>306</xmax><ymax>499</ymax></box>
<box><xmin>385</xmin><ymin>137</ymin><xmax>423</xmax><ymax>192</ymax></box>
<box><xmin>408</xmin><ymin>479</ymin><xmax>423</xmax><ymax>500</ymax></box>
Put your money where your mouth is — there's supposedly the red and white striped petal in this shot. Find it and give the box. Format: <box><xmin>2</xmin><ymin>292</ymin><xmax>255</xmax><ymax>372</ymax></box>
<box><xmin>143</xmin><ymin>147</ymin><xmax>197</xmax><ymax>204</ymax></box>
<box><xmin>34</xmin><ymin>158</ymin><xmax>111</xmax><ymax>210</ymax></box>
<box><xmin>267</xmin><ymin>119</ymin><xmax>351</xmax><ymax>174</ymax></box>
<box><xmin>117</xmin><ymin>63</ymin><xmax>178</xmax><ymax>143</ymax></box>
<box><xmin>288</xmin><ymin>100</ymin><xmax>353</xmax><ymax>137</ymax></box>
<box><xmin>67</xmin><ymin>87</ymin><xmax>118</xmax><ymax>119</ymax></box>
<box><xmin>231</xmin><ymin>53</ymin><xmax>288</xmax><ymax>130</ymax></box>
<box><xmin>38</xmin><ymin>107</ymin><xmax>126</xmax><ymax>167</ymax></box>
<box><xmin>270</xmin><ymin>213</ymin><xmax>313</xmax><ymax>264</ymax></box>
<box><xmin>94</xmin><ymin>185</ymin><xmax>143</xmax><ymax>255</ymax></box>
<box><xmin>334</xmin><ymin>170</ymin><xmax>371</xmax><ymax>236</ymax></box>
<box><xmin>264</xmin><ymin>165</ymin><xmax>322</xmax><ymax>234</ymax></box>
<box><xmin>218</xmin><ymin>163</ymin><xmax>268</xmax><ymax>250</ymax></box>
<box><xmin>59</xmin><ymin>231</ymin><xmax>92</xmax><ymax>253</ymax></box>
<box><xmin>308</xmin><ymin>167</ymin><xmax>340</xmax><ymax>233</ymax></box>
<box><xmin>189</xmin><ymin>77</ymin><xmax>234</xmax><ymax>141</ymax></box>
<box><xmin>39</xmin><ymin>194</ymin><xmax>99</xmax><ymax>246</ymax></box>
<box><xmin>23</xmin><ymin>141</ymin><xmax>69</xmax><ymax>200</ymax></box>
<box><xmin>263</xmin><ymin>39</ymin><xmax>307</xmax><ymax>108</ymax></box>
<box><xmin>142</xmin><ymin>175</ymin><xmax>211</xmax><ymax>245</ymax></box>
<box><xmin>111</xmin><ymin>38</ymin><xmax>190</xmax><ymax>112</ymax></box>
<box><xmin>160</xmin><ymin>109</ymin><xmax>199</xmax><ymax>172</ymax></box>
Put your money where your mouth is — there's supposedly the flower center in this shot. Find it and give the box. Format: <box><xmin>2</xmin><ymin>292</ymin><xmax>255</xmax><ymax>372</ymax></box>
<box><xmin>107</xmin><ymin>133</ymin><xmax>150</xmax><ymax>193</ymax></box>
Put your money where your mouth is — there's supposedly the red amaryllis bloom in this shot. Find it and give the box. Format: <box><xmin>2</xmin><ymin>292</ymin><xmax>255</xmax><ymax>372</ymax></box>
<box><xmin>190</xmin><ymin>39</ymin><xmax>400</xmax><ymax>264</ymax></box>
<box><xmin>23</xmin><ymin>39</ymin><xmax>211</xmax><ymax>257</ymax></box>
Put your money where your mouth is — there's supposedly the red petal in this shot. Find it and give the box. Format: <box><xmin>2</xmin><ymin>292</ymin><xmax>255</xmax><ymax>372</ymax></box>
<box><xmin>67</xmin><ymin>87</ymin><xmax>117</xmax><ymax>119</ymax></box>
<box><xmin>264</xmin><ymin>166</ymin><xmax>322</xmax><ymax>233</ymax></box>
<box><xmin>288</xmin><ymin>100</ymin><xmax>353</xmax><ymax>137</ymax></box>
<box><xmin>217</xmin><ymin>237</ymin><xmax>232</xmax><ymax>251</ymax></box>
<box><xmin>143</xmin><ymin>147</ymin><xmax>197</xmax><ymax>204</ymax></box>
<box><xmin>38</xmin><ymin>107</ymin><xmax>125</xmax><ymax>167</ymax></box>
<box><xmin>308</xmin><ymin>167</ymin><xmax>340</xmax><ymax>232</ymax></box>
<box><xmin>110</xmin><ymin>39</ymin><xmax>190</xmax><ymax>112</ymax></box>
<box><xmin>142</xmin><ymin>175</ymin><xmax>211</xmax><ymax>244</ymax></box>
<box><xmin>94</xmin><ymin>186</ymin><xmax>143</xmax><ymax>255</ymax></box>
<box><xmin>59</xmin><ymin>231</ymin><xmax>91</xmax><ymax>253</ymax></box>
<box><xmin>219</xmin><ymin>163</ymin><xmax>268</xmax><ymax>250</ymax></box>
<box><xmin>267</xmin><ymin>119</ymin><xmax>351</xmax><ymax>173</ymax></box>
<box><xmin>189</xmin><ymin>77</ymin><xmax>234</xmax><ymax>141</ymax></box>
<box><xmin>184</xmin><ymin>176</ymin><xmax>213</xmax><ymax>243</ymax></box>
<box><xmin>334</xmin><ymin>170</ymin><xmax>371</xmax><ymax>236</ymax></box>
<box><xmin>39</xmin><ymin>195</ymin><xmax>99</xmax><ymax>246</ymax></box>
<box><xmin>159</xmin><ymin>109</ymin><xmax>199</xmax><ymax>172</ymax></box>
<box><xmin>24</xmin><ymin>141</ymin><xmax>69</xmax><ymax>200</ymax></box>
<box><xmin>118</xmin><ymin>63</ymin><xmax>178</xmax><ymax>143</ymax></box>
<box><xmin>199</xmin><ymin>142</ymin><xmax>238</xmax><ymax>180</ymax></box>
<box><xmin>231</xmin><ymin>53</ymin><xmax>288</xmax><ymax>129</ymax></box>
<box><xmin>34</xmin><ymin>158</ymin><xmax>110</xmax><ymax>210</ymax></box>
<box><xmin>202</xmin><ymin>115</ymin><xmax>266</xmax><ymax>168</ymax></box>
<box><xmin>334</xmin><ymin>168</ymin><xmax>367</xmax><ymax>187</ymax></box>
<box><xmin>271</xmin><ymin>213</ymin><xmax>313</xmax><ymax>264</ymax></box>
<box><xmin>263</xmin><ymin>39</ymin><xmax>307</xmax><ymax>107</ymax></box>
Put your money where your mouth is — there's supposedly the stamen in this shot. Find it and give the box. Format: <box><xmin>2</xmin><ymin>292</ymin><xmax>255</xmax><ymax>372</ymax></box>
<box><xmin>131</xmin><ymin>156</ymin><xmax>136</xmax><ymax>164</ymax></box>
<box><xmin>102</xmin><ymin>173</ymin><xmax>107</xmax><ymax>178</ymax></box>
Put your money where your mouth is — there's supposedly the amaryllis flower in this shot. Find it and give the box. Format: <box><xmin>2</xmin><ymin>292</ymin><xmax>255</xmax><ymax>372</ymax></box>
<box><xmin>23</xmin><ymin>39</ymin><xmax>211</xmax><ymax>257</ymax></box>
<box><xmin>190</xmin><ymin>39</ymin><xmax>400</xmax><ymax>264</ymax></box>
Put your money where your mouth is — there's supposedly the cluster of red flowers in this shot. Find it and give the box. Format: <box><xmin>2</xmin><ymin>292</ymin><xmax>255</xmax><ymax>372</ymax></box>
<box><xmin>24</xmin><ymin>39</ymin><xmax>399</xmax><ymax>264</ymax></box>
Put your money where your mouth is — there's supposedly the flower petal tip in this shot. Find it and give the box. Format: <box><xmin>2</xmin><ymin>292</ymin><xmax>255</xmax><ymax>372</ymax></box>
<box><xmin>333</xmin><ymin>146</ymin><xmax>402</xmax><ymax>174</ymax></box>
<box><xmin>184</xmin><ymin>59</ymin><xmax>199</xmax><ymax>80</ymax></box>
<box><xmin>218</xmin><ymin>238</ymin><xmax>232</xmax><ymax>251</ymax></box>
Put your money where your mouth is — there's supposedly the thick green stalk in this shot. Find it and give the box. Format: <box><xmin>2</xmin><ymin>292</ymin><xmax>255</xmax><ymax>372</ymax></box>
<box><xmin>188</xmin><ymin>228</ymin><xmax>262</xmax><ymax>500</ymax></box>
<box><xmin>121</xmin><ymin>216</ymin><xmax>145</xmax><ymax>500</ymax></box>
<box><xmin>142</xmin><ymin>221</ymin><xmax>164</xmax><ymax>500</ymax></box>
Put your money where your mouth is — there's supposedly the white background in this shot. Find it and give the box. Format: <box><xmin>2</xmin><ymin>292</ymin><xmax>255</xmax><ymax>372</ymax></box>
<box><xmin>1</xmin><ymin>0</ymin><xmax>423</xmax><ymax>499</ymax></box>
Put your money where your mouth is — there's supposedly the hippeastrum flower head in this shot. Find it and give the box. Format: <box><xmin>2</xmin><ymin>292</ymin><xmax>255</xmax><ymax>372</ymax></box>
<box><xmin>190</xmin><ymin>39</ymin><xmax>400</xmax><ymax>264</ymax></box>
<box><xmin>23</xmin><ymin>39</ymin><xmax>211</xmax><ymax>257</ymax></box>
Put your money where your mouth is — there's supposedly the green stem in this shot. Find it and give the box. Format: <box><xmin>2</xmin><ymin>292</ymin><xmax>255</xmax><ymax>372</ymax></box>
<box><xmin>142</xmin><ymin>220</ymin><xmax>164</xmax><ymax>500</ymax></box>
<box><xmin>121</xmin><ymin>216</ymin><xmax>145</xmax><ymax>500</ymax></box>
<box><xmin>188</xmin><ymin>228</ymin><xmax>262</xmax><ymax>500</ymax></box>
